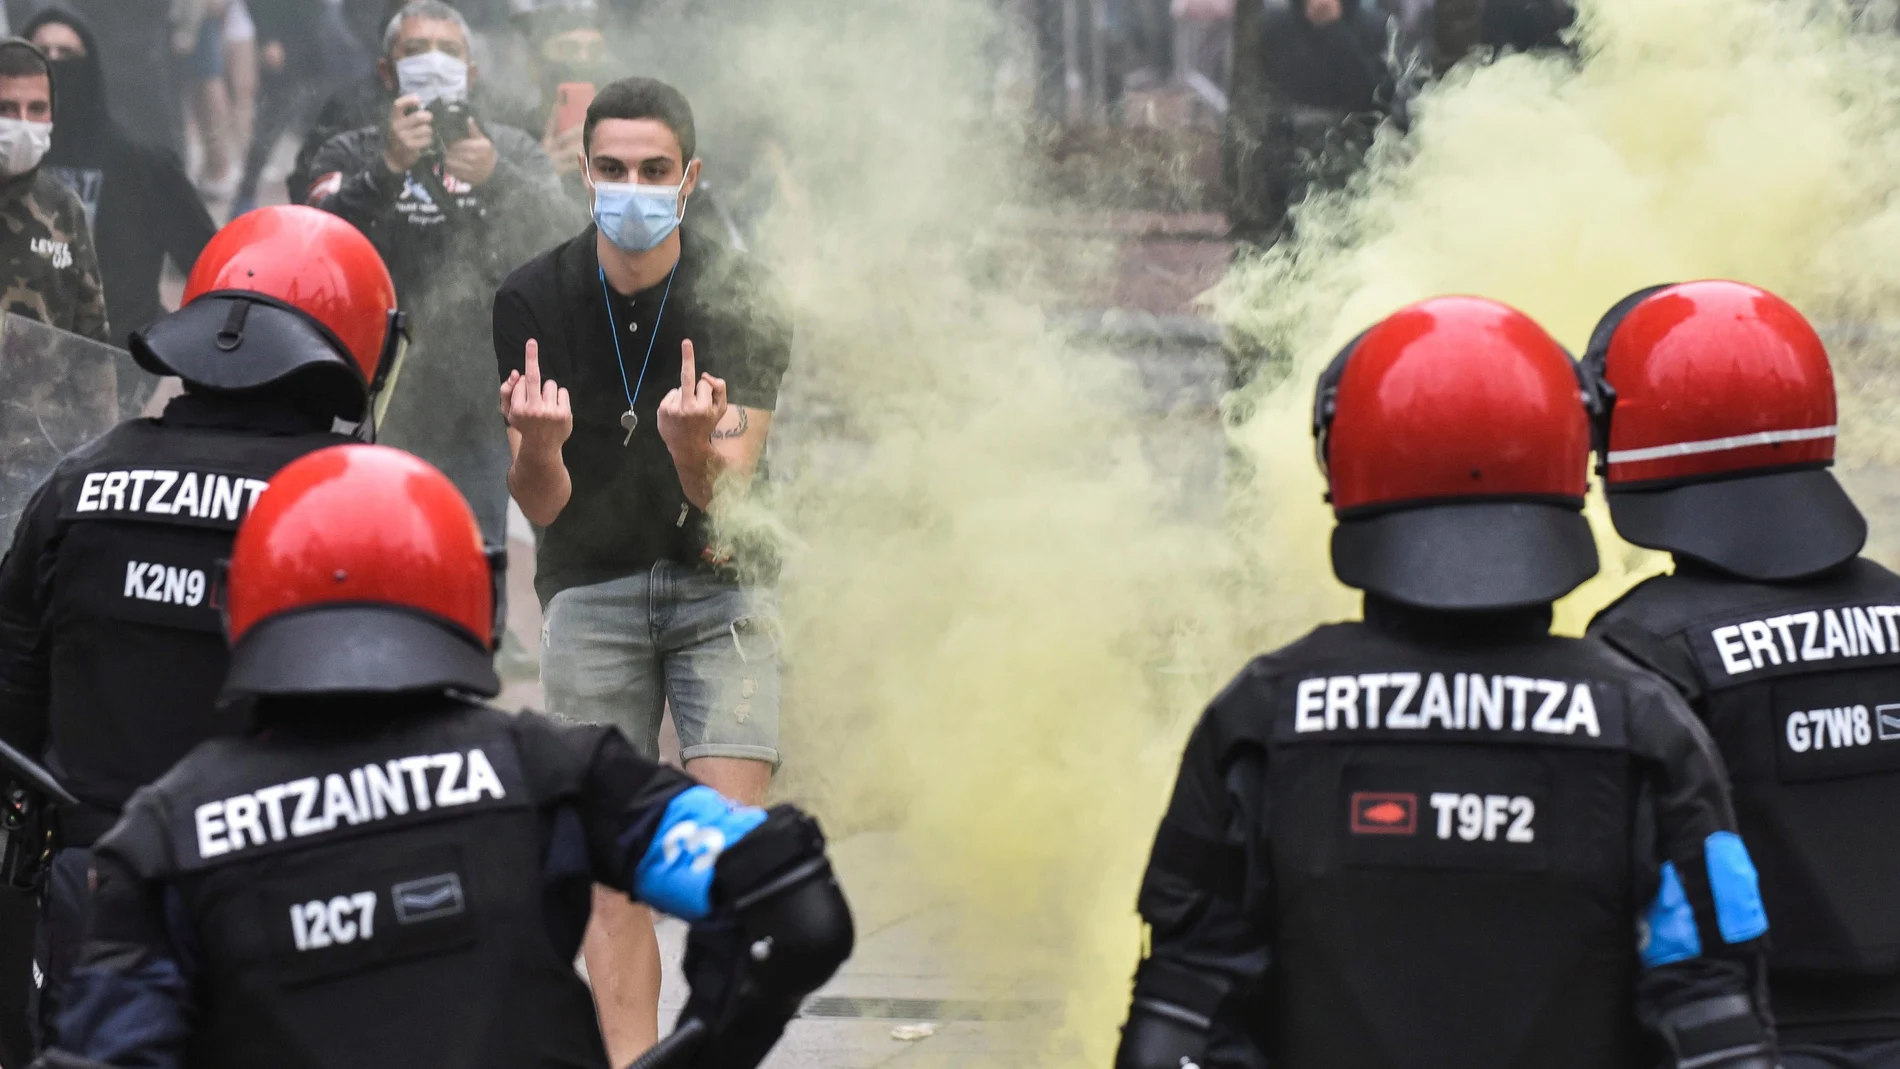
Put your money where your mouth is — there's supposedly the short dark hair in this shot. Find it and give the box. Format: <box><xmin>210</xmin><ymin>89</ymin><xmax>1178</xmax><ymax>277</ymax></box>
<box><xmin>0</xmin><ymin>41</ymin><xmax>50</xmax><ymax>81</ymax></box>
<box><xmin>584</xmin><ymin>77</ymin><xmax>695</xmax><ymax>162</ymax></box>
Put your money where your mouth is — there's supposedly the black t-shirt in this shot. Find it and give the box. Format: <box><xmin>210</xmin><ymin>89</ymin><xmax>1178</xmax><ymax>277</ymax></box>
<box><xmin>492</xmin><ymin>225</ymin><xmax>791</xmax><ymax>606</ymax></box>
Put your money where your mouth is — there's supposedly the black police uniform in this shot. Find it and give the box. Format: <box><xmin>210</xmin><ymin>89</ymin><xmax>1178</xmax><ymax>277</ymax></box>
<box><xmin>1122</xmin><ymin>598</ymin><xmax>1772</xmax><ymax>1069</ymax></box>
<box><xmin>0</xmin><ymin>392</ymin><xmax>346</xmax><ymax>1046</ymax></box>
<box><xmin>43</xmin><ymin>696</ymin><xmax>850</xmax><ymax>1069</ymax></box>
<box><xmin>1591</xmin><ymin>557</ymin><xmax>1900</xmax><ymax>1062</ymax></box>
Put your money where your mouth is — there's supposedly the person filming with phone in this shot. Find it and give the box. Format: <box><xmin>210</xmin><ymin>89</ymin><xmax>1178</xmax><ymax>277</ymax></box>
<box><xmin>306</xmin><ymin>0</ymin><xmax>577</xmax><ymax>550</ymax></box>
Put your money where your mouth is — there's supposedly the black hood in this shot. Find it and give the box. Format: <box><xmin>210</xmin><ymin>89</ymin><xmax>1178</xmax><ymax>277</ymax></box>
<box><xmin>18</xmin><ymin>6</ymin><xmax>113</xmax><ymax>164</ymax></box>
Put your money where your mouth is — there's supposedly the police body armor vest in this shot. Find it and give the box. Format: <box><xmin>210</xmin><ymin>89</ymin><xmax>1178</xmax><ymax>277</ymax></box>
<box><xmin>1239</xmin><ymin>624</ymin><xmax>1653</xmax><ymax>1069</ymax></box>
<box><xmin>1594</xmin><ymin>559</ymin><xmax>1900</xmax><ymax>1027</ymax></box>
<box><xmin>118</xmin><ymin>702</ymin><xmax>608</xmax><ymax>1069</ymax></box>
<box><xmin>42</xmin><ymin>417</ymin><xmax>342</xmax><ymax>820</ymax></box>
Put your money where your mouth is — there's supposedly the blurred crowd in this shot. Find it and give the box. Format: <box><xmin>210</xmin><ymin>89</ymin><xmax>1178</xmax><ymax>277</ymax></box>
<box><xmin>0</xmin><ymin>0</ymin><xmax>1596</xmax><ymax>392</ymax></box>
<box><xmin>1015</xmin><ymin>0</ymin><xmax>1577</xmax><ymax>242</ymax></box>
<box><xmin>0</xmin><ymin>0</ymin><xmax>697</xmax><ymax>210</ymax></box>
<box><xmin>0</xmin><ymin>0</ymin><xmax>797</xmax><ymax>537</ymax></box>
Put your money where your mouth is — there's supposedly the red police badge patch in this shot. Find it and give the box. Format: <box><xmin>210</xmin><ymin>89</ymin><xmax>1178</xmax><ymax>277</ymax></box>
<box><xmin>1350</xmin><ymin>792</ymin><xmax>1418</xmax><ymax>835</ymax></box>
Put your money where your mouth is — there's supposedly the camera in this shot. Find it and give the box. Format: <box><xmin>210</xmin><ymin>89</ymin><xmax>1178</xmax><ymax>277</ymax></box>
<box><xmin>428</xmin><ymin>98</ymin><xmax>476</xmax><ymax>147</ymax></box>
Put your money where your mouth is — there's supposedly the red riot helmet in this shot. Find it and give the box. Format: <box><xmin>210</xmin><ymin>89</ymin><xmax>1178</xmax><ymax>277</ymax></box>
<box><xmin>221</xmin><ymin>445</ymin><xmax>503</xmax><ymax>700</ymax></box>
<box><xmin>1313</xmin><ymin>296</ymin><xmax>1600</xmax><ymax>611</ymax></box>
<box><xmin>1581</xmin><ymin>280</ymin><xmax>1864</xmax><ymax>581</ymax></box>
<box><xmin>130</xmin><ymin>206</ymin><xmax>405</xmax><ymax>423</ymax></box>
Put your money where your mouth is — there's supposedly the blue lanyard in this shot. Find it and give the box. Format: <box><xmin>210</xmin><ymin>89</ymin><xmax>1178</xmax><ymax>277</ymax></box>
<box><xmin>600</xmin><ymin>262</ymin><xmax>678</xmax><ymax>436</ymax></box>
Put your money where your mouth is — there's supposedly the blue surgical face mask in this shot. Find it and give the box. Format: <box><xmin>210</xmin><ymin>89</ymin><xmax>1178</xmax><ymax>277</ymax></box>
<box><xmin>591</xmin><ymin>174</ymin><xmax>689</xmax><ymax>253</ymax></box>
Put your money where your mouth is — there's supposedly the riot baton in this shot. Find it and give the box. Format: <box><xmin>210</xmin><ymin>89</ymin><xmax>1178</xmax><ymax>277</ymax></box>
<box><xmin>0</xmin><ymin>733</ymin><xmax>76</xmax><ymax>891</ymax></box>
<box><xmin>622</xmin><ymin>1017</ymin><xmax>707</xmax><ymax>1069</ymax></box>
<box><xmin>0</xmin><ymin>735</ymin><xmax>74</xmax><ymax>807</ymax></box>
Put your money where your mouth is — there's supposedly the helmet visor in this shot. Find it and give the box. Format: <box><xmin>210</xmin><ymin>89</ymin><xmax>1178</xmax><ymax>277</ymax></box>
<box><xmin>1608</xmin><ymin>467</ymin><xmax>1865</xmax><ymax>581</ymax></box>
<box><xmin>221</xmin><ymin>604</ymin><xmax>500</xmax><ymax>701</ymax></box>
<box><xmin>1332</xmin><ymin>500</ymin><xmax>1600</xmax><ymax>611</ymax></box>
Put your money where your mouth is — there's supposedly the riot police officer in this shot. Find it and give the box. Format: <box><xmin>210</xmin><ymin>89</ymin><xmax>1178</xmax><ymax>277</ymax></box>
<box><xmin>36</xmin><ymin>444</ymin><xmax>853</xmax><ymax>1069</ymax></box>
<box><xmin>0</xmin><ymin>204</ymin><xmax>402</xmax><ymax>1048</ymax></box>
<box><xmin>1116</xmin><ymin>296</ymin><xmax>1775</xmax><ymax>1069</ymax></box>
<box><xmin>1584</xmin><ymin>281</ymin><xmax>1900</xmax><ymax>1069</ymax></box>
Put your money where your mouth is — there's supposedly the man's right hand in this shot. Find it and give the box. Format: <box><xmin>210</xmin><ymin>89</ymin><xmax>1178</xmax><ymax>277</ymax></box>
<box><xmin>384</xmin><ymin>94</ymin><xmax>435</xmax><ymax>175</ymax></box>
<box><xmin>502</xmin><ymin>340</ymin><xmax>573</xmax><ymax>454</ymax></box>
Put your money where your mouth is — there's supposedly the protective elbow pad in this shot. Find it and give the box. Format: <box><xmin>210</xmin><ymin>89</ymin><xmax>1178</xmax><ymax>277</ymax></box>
<box><xmin>1115</xmin><ymin>959</ymin><xmax>1228</xmax><ymax>1069</ymax></box>
<box><xmin>680</xmin><ymin>807</ymin><xmax>855</xmax><ymax>1069</ymax></box>
<box><xmin>717</xmin><ymin>807</ymin><xmax>855</xmax><ymax>996</ymax></box>
<box><xmin>1658</xmin><ymin>995</ymin><xmax>1774</xmax><ymax>1069</ymax></box>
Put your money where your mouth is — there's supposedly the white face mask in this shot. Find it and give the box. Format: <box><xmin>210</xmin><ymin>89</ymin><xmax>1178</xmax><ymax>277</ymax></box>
<box><xmin>394</xmin><ymin>50</ymin><xmax>469</xmax><ymax>106</ymax></box>
<box><xmin>0</xmin><ymin>118</ymin><xmax>53</xmax><ymax>177</ymax></box>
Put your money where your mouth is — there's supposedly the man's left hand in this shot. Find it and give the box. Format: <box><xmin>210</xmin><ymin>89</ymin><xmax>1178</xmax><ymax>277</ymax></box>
<box><xmin>444</xmin><ymin>119</ymin><xmax>499</xmax><ymax>187</ymax></box>
<box><xmin>658</xmin><ymin>340</ymin><xmax>728</xmax><ymax>456</ymax></box>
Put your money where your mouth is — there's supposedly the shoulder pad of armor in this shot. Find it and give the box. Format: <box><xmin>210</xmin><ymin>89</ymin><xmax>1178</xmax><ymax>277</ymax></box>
<box><xmin>1588</xmin><ymin>572</ymin><xmax>1672</xmax><ymax>631</ymax></box>
<box><xmin>1844</xmin><ymin>556</ymin><xmax>1900</xmax><ymax>588</ymax></box>
<box><xmin>1203</xmin><ymin>651</ymin><xmax>1293</xmax><ymax>748</ymax></box>
<box><xmin>1608</xmin><ymin>564</ymin><xmax>1900</xmax><ymax>690</ymax></box>
<box><xmin>1591</xmin><ymin>622</ymin><xmax>1705</xmax><ymax>701</ymax></box>
<box><xmin>92</xmin><ymin>786</ymin><xmax>178</xmax><ymax>880</ymax></box>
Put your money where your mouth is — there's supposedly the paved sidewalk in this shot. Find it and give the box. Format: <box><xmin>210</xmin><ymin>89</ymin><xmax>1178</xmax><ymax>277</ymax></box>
<box><xmin>654</xmin><ymin>833</ymin><xmax>1050</xmax><ymax>1069</ymax></box>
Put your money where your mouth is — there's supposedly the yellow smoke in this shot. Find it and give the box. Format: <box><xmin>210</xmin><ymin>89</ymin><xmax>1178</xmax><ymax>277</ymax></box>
<box><xmin>637</xmin><ymin>0</ymin><xmax>1900</xmax><ymax>1062</ymax></box>
<box><xmin>1221</xmin><ymin>0</ymin><xmax>1900</xmax><ymax>635</ymax></box>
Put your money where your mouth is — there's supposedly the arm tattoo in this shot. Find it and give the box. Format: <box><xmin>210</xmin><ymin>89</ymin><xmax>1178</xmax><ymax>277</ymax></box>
<box><xmin>710</xmin><ymin>406</ymin><xmax>751</xmax><ymax>441</ymax></box>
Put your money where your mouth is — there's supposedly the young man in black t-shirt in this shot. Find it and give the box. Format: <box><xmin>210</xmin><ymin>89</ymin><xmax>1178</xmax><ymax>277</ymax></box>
<box><xmin>491</xmin><ymin>77</ymin><xmax>790</xmax><ymax>1064</ymax></box>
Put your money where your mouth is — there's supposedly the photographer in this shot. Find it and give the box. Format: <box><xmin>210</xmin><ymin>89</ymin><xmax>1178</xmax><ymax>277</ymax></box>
<box><xmin>307</xmin><ymin>0</ymin><xmax>577</xmax><ymax>546</ymax></box>
<box><xmin>288</xmin><ymin>0</ymin><xmax>518</xmax><ymax>204</ymax></box>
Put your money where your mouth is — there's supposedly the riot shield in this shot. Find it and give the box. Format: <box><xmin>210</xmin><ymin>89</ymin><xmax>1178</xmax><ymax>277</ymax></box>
<box><xmin>0</xmin><ymin>313</ymin><xmax>122</xmax><ymax>545</ymax></box>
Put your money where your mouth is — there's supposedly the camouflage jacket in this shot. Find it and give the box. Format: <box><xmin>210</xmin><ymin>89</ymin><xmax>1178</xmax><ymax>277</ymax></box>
<box><xmin>0</xmin><ymin>169</ymin><xmax>110</xmax><ymax>345</ymax></box>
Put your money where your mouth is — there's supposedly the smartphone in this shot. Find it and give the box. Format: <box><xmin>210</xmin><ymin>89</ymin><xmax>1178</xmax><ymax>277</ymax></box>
<box><xmin>554</xmin><ymin>82</ymin><xmax>596</xmax><ymax>136</ymax></box>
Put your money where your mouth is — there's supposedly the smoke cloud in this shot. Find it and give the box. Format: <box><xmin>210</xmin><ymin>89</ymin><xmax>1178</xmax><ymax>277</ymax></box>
<box><xmin>596</xmin><ymin>0</ymin><xmax>1900</xmax><ymax>1061</ymax></box>
<box><xmin>1219</xmin><ymin>0</ymin><xmax>1900</xmax><ymax>630</ymax></box>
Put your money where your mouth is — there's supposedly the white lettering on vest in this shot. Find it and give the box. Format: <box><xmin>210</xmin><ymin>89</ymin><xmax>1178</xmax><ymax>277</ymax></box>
<box><xmin>1295</xmin><ymin>678</ymin><xmax>1325</xmax><ymax>733</ymax></box>
<box><xmin>1785</xmin><ymin>706</ymin><xmax>1875</xmax><ymax>752</ymax></box>
<box><xmin>289</xmin><ymin>892</ymin><xmax>378</xmax><ymax>951</ymax></box>
<box><xmin>192</xmin><ymin>749</ymin><xmax>509</xmax><ymax>860</ymax></box>
<box><xmin>1293</xmin><ymin>673</ymin><xmax>1603</xmax><ymax>737</ymax></box>
<box><xmin>1711</xmin><ymin>604</ymin><xmax>1900</xmax><ymax>676</ymax></box>
<box><xmin>73</xmin><ymin>469</ymin><xmax>271</xmax><ymax>522</ymax></box>
<box><xmin>1429</xmin><ymin>792</ymin><xmax>1536</xmax><ymax>842</ymax></box>
<box><xmin>121</xmin><ymin>561</ymin><xmax>207</xmax><ymax>607</ymax></box>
